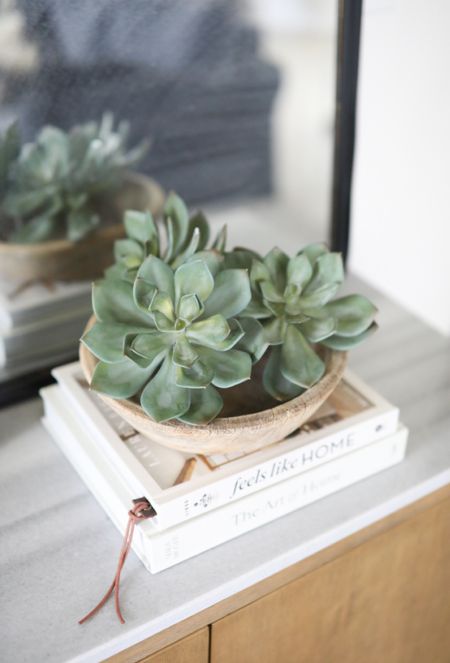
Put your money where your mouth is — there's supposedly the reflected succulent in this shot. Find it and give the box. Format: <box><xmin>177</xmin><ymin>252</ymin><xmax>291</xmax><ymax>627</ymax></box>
<box><xmin>0</xmin><ymin>114</ymin><xmax>147</xmax><ymax>243</ymax></box>
<box><xmin>82</xmin><ymin>256</ymin><xmax>252</xmax><ymax>424</ymax></box>
<box><xmin>238</xmin><ymin>244</ymin><xmax>378</xmax><ymax>401</ymax></box>
<box><xmin>106</xmin><ymin>192</ymin><xmax>227</xmax><ymax>282</ymax></box>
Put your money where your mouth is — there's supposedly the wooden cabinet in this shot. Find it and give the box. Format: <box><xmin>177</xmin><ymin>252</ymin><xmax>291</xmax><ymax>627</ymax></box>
<box><xmin>210</xmin><ymin>496</ymin><xmax>450</xmax><ymax>663</ymax></box>
<box><xmin>110</xmin><ymin>489</ymin><xmax>450</xmax><ymax>663</ymax></box>
<box><xmin>139</xmin><ymin>629</ymin><xmax>209</xmax><ymax>663</ymax></box>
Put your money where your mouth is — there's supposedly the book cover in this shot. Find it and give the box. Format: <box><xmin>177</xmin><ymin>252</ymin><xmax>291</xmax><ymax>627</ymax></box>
<box><xmin>50</xmin><ymin>362</ymin><xmax>399</xmax><ymax>529</ymax></box>
<box><xmin>42</xmin><ymin>383</ymin><xmax>408</xmax><ymax>573</ymax></box>
<box><xmin>0</xmin><ymin>277</ymin><xmax>91</xmax><ymax>332</ymax></box>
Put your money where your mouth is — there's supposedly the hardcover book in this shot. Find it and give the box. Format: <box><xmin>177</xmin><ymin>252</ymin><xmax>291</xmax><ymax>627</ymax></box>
<box><xmin>51</xmin><ymin>362</ymin><xmax>399</xmax><ymax>530</ymax></box>
<box><xmin>42</xmin><ymin>382</ymin><xmax>408</xmax><ymax>573</ymax></box>
<box><xmin>0</xmin><ymin>277</ymin><xmax>90</xmax><ymax>332</ymax></box>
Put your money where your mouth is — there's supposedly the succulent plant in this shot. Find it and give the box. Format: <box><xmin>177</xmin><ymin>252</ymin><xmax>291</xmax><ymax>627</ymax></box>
<box><xmin>0</xmin><ymin>114</ymin><xmax>147</xmax><ymax>244</ymax></box>
<box><xmin>82</xmin><ymin>255</ymin><xmax>252</xmax><ymax>424</ymax></box>
<box><xmin>106</xmin><ymin>192</ymin><xmax>227</xmax><ymax>282</ymax></box>
<box><xmin>237</xmin><ymin>244</ymin><xmax>378</xmax><ymax>401</ymax></box>
<box><xmin>0</xmin><ymin>123</ymin><xmax>20</xmax><ymax>201</ymax></box>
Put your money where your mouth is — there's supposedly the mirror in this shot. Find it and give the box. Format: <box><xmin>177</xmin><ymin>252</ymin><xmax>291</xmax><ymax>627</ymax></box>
<box><xmin>0</xmin><ymin>0</ymin><xmax>342</xmax><ymax>402</ymax></box>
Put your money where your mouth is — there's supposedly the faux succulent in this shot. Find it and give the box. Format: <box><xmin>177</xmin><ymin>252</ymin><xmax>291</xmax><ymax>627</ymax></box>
<box><xmin>82</xmin><ymin>192</ymin><xmax>378</xmax><ymax>426</ymax></box>
<box><xmin>106</xmin><ymin>192</ymin><xmax>227</xmax><ymax>282</ymax></box>
<box><xmin>234</xmin><ymin>244</ymin><xmax>378</xmax><ymax>401</ymax></box>
<box><xmin>82</xmin><ymin>255</ymin><xmax>252</xmax><ymax>424</ymax></box>
<box><xmin>0</xmin><ymin>114</ymin><xmax>147</xmax><ymax>244</ymax></box>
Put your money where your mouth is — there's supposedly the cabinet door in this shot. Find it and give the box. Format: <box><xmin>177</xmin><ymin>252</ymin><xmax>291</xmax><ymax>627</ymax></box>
<box><xmin>138</xmin><ymin>628</ymin><xmax>209</xmax><ymax>663</ymax></box>
<box><xmin>211</xmin><ymin>496</ymin><xmax>450</xmax><ymax>663</ymax></box>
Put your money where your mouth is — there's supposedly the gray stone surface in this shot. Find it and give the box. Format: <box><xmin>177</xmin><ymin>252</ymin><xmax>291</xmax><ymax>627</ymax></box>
<box><xmin>0</xmin><ymin>277</ymin><xmax>449</xmax><ymax>662</ymax></box>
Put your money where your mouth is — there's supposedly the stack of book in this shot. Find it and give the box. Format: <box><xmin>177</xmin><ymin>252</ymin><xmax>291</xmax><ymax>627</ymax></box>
<box><xmin>41</xmin><ymin>362</ymin><xmax>407</xmax><ymax>573</ymax></box>
<box><xmin>0</xmin><ymin>279</ymin><xmax>91</xmax><ymax>376</ymax></box>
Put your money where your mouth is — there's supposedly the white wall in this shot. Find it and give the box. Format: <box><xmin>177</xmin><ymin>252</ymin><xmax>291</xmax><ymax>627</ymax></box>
<box><xmin>349</xmin><ymin>0</ymin><xmax>450</xmax><ymax>335</ymax></box>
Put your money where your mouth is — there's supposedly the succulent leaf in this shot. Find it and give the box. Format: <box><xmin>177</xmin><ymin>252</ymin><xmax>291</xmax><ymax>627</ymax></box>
<box><xmin>262</xmin><ymin>345</ymin><xmax>305</xmax><ymax>401</ymax></box>
<box><xmin>186</xmin><ymin>249</ymin><xmax>223</xmax><ymax>276</ymax></box>
<box><xmin>131</xmin><ymin>332</ymin><xmax>174</xmax><ymax>366</ymax></box>
<box><xmin>150</xmin><ymin>292</ymin><xmax>175</xmax><ymax>321</ymax></box>
<box><xmin>198</xmin><ymin>347</ymin><xmax>252</xmax><ymax>388</ymax></box>
<box><xmin>175</xmin><ymin>360</ymin><xmax>214</xmax><ymax>389</ymax></box>
<box><xmin>140</xmin><ymin>354</ymin><xmax>191</xmax><ymax>422</ymax></box>
<box><xmin>9</xmin><ymin>214</ymin><xmax>58</xmax><ymax>243</ymax></box>
<box><xmin>300</xmin><ymin>242</ymin><xmax>329</xmax><ymax>265</ymax></box>
<box><xmin>172</xmin><ymin>335</ymin><xmax>199</xmax><ymax>368</ymax></box>
<box><xmin>186</xmin><ymin>314</ymin><xmax>230</xmax><ymax>347</ymax></box>
<box><xmin>323</xmin><ymin>295</ymin><xmax>378</xmax><ymax>337</ymax></box>
<box><xmin>211</xmin><ymin>224</ymin><xmax>227</xmax><ymax>252</ymax></box>
<box><xmin>321</xmin><ymin>322</ymin><xmax>378</xmax><ymax>350</ymax></box>
<box><xmin>124</xmin><ymin>210</ymin><xmax>158</xmax><ymax>245</ymax></box>
<box><xmin>114</xmin><ymin>238</ymin><xmax>144</xmax><ymax>264</ymax></box>
<box><xmin>236</xmin><ymin>318</ymin><xmax>268</xmax><ymax>362</ymax></box>
<box><xmin>0</xmin><ymin>123</ymin><xmax>20</xmax><ymax>194</ymax></box>
<box><xmin>286</xmin><ymin>254</ymin><xmax>312</xmax><ymax>290</ymax></box>
<box><xmin>187</xmin><ymin>211</ymin><xmax>210</xmax><ymax>251</ymax></box>
<box><xmin>67</xmin><ymin>209</ymin><xmax>99</xmax><ymax>242</ymax></box>
<box><xmin>300</xmin><ymin>316</ymin><xmax>336</xmax><ymax>343</ymax></box>
<box><xmin>302</xmin><ymin>253</ymin><xmax>344</xmax><ymax>296</ymax></box>
<box><xmin>163</xmin><ymin>192</ymin><xmax>189</xmax><ymax>262</ymax></box>
<box><xmin>205</xmin><ymin>318</ymin><xmax>245</xmax><ymax>352</ymax></box>
<box><xmin>280</xmin><ymin>325</ymin><xmax>325</xmax><ymax>388</ymax></box>
<box><xmin>91</xmin><ymin>357</ymin><xmax>156</xmax><ymax>399</ymax></box>
<box><xmin>177</xmin><ymin>294</ymin><xmax>202</xmax><ymax>323</ymax></box>
<box><xmin>178</xmin><ymin>385</ymin><xmax>223</xmax><ymax>425</ymax></box>
<box><xmin>264</xmin><ymin>247</ymin><xmax>289</xmax><ymax>292</ymax></box>
<box><xmin>136</xmin><ymin>256</ymin><xmax>175</xmax><ymax>301</ymax></box>
<box><xmin>92</xmin><ymin>279</ymin><xmax>151</xmax><ymax>325</ymax></box>
<box><xmin>174</xmin><ymin>259</ymin><xmax>214</xmax><ymax>303</ymax></box>
<box><xmin>261</xmin><ymin>317</ymin><xmax>286</xmax><ymax>345</ymax></box>
<box><xmin>202</xmin><ymin>269</ymin><xmax>251</xmax><ymax>319</ymax></box>
<box><xmin>170</xmin><ymin>227</ymin><xmax>201</xmax><ymax>269</ymax></box>
<box><xmin>82</xmin><ymin>321</ymin><xmax>150</xmax><ymax>363</ymax></box>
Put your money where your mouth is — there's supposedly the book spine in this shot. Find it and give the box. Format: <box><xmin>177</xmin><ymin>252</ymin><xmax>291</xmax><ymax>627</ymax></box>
<box><xmin>154</xmin><ymin>407</ymin><xmax>399</xmax><ymax>528</ymax></box>
<box><xmin>142</xmin><ymin>430</ymin><xmax>407</xmax><ymax>573</ymax></box>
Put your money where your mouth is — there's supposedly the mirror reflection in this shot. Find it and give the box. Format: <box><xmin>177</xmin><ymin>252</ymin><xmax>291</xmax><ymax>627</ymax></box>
<box><xmin>0</xmin><ymin>0</ymin><xmax>337</xmax><ymax>387</ymax></box>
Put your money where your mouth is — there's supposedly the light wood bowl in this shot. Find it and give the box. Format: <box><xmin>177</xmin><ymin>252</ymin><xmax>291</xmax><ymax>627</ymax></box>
<box><xmin>79</xmin><ymin>316</ymin><xmax>347</xmax><ymax>454</ymax></box>
<box><xmin>0</xmin><ymin>172</ymin><xmax>164</xmax><ymax>283</ymax></box>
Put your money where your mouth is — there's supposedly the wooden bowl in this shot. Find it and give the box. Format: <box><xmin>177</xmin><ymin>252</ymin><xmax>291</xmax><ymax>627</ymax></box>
<box><xmin>79</xmin><ymin>316</ymin><xmax>347</xmax><ymax>454</ymax></box>
<box><xmin>0</xmin><ymin>172</ymin><xmax>164</xmax><ymax>283</ymax></box>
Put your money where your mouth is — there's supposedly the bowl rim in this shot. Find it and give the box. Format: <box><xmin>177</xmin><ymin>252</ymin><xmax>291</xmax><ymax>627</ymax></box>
<box><xmin>80</xmin><ymin>315</ymin><xmax>347</xmax><ymax>434</ymax></box>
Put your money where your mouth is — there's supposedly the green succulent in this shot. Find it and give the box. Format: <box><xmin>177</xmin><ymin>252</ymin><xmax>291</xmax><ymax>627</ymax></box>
<box><xmin>82</xmin><ymin>255</ymin><xmax>252</xmax><ymax>424</ymax></box>
<box><xmin>0</xmin><ymin>123</ymin><xmax>20</xmax><ymax>200</ymax></box>
<box><xmin>0</xmin><ymin>114</ymin><xmax>147</xmax><ymax>244</ymax></box>
<box><xmin>106</xmin><ymin>192</ymin><xmax>227</xmax><ymax>282</ymax></box>
<box><xmin>238</xmin><ymin>244</ymin><xmax>378</xmax><ymax>401</ymax></box>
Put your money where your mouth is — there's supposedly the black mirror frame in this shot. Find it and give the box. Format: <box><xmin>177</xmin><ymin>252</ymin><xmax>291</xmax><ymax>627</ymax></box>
<box><xmin>330</xmin><ymin>0</ymin><xmax>363</xmax><ymax>262</ymax></box>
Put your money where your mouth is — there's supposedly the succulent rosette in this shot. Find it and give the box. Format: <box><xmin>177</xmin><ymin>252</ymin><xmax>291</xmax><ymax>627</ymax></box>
<box><xmin>238</xmin><ymin>244</ymin><xmax>378</xmax><ymax>401</ymax></box>
<box><xmin>106</xmin><ymin>192</ymin><xmax>227</xmax><ymax>282</ymax></box>
<box><xmin>0</xmin><ymin>114</ymin><xmax>147</xmax><ymax>243</ymax></box>
<box><xmin>82</xmin><ymin>255</ymin><xmax>252</xmax><ymax>424</ymax></box>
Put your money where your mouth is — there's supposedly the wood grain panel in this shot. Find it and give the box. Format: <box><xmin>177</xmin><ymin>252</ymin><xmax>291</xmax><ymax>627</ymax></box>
<box><xmin>211</xmin><ymin>496</ymin><xmax>450</xmax><ymax>663</ymax></box>
<box><xmin>137</xmin><ymin>628</ymin><xmax>209</xmax><ymax>663</ymax></box>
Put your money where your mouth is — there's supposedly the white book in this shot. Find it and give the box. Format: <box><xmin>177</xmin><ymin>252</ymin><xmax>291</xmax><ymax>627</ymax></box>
<box><xmin>42</xmin><ymin>383</ymin><xmax>408</xmax><ymax>573</ymax></box>
<box><xmin>0</xmin><ymin>277</ymin><xmax>91</xmax><ymax>332</ymax></box>
<box><xmin>51</xmin><ymin>362</ymin><xmax>399</xmax><ymax>529</ymax></box>
<box><xmin>0</xmin><ymin>311</ymin><xmax>88</xmax><ymax>367</ymax></box>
